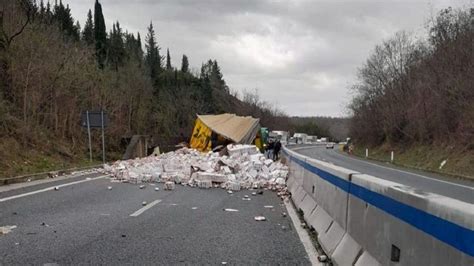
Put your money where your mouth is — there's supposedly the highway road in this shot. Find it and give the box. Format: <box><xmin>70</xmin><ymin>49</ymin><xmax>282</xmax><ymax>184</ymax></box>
<box><xmin>289</xmin><ymin>145</ymin><xmax>474</xmax><ymax>203</ymax></box>
<box><xmin>0</xmin><ymin>173</ymin><xmax>311</xmax><ymax>265</ymax></box>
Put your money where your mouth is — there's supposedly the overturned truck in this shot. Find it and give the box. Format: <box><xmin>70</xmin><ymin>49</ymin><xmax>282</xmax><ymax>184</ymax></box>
<box><xmin>189</xmin><ymin>113</ymin><xmax>262</xmax><ymax>152</ymax></box>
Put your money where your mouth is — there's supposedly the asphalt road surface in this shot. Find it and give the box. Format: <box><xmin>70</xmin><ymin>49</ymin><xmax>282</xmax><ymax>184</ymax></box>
<box><xmin>289</xmin><ymin>145</ymin><xmax>474</xmax><ymax>203</ymax></box>
<box><xmin>0</xmin><ymin>174</ymin><xmax>310</xmax><ymax>265</ymax></box>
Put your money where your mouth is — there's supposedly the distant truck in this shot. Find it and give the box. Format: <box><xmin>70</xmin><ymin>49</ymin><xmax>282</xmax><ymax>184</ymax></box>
<box><xmin>271</xmin><ymin>130</ymin><xmax>289</xmax><ymax>145</ymax></box>
<box><xmin>307</xmin><ymin>135</ymin><xmax>317</xmax><ymax>144</ymax></box>
<box><xmin>293</xmin><ymin>133</ymin><xmax>308</xmax><ymax>144</ymax></box>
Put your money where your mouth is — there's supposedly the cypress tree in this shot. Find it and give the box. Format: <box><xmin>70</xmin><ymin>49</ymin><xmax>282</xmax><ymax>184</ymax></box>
<box><xmin>181</xmin><ymin>54</ymin><xmax>189</xmax><ymax>73</ymax></box>
<box><xmin>94</xmin><ymin>0</ymin><xmax>107</xmax><ymax>69</ymax></box>
<box><xmin>137</xmin><ymin>32</ymin><xmax>142</xmax><ymax>50</ymax></box>
<box><xmin>82</xmin><ymin>9</ymin><xmax>94</xmax><ymax>46</ymax></box>
<box><xmin>145</xmin><ymin>21</ymin><xmax>162</xmax><ymax>84</ymax></box>
<box><xmin>166</xmin><ymin>48</ymin><xmax>172</xmax><ymax>70</ymax></box>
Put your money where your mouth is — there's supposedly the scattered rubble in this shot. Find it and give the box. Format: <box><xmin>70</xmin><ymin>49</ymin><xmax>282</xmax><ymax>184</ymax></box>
<box><xmin>254</xmin><ymin>216</ymin><xmax>266</xmax><ymax>221</ymax></box>
<box><xmin>142</xmin><ymin>201</ymin><xmax>147</xmax><ymax>206</ymax></box>
<box><xmin>317</xmin><ymin>255</ymin><xmax>328</xmax><ymax>262</ymax></box>
<box><xmin>164</xmin><ymin>182</ymin><xmax>175</xmax><ymax>190</ymax></box>
<box><xmin>103</xmin><ymin>145</ymin><xmax>291</xmax><ymax>198</ymax></box>
<box><xmin>0</xmin><ymin>225</ymin><xmax>17</xmax><ymax>235</ymax></box>
<box><xmin>107</xmin><ymin>186</ymin><xmax>112</xmax><ymax>190</ymax></box>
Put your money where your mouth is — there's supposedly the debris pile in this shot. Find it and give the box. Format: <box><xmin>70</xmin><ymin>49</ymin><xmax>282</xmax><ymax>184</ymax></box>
<box><xmin>103</xmin><ymin>145</ymin><xmax>290</xmax><ymax>196</ymax></box>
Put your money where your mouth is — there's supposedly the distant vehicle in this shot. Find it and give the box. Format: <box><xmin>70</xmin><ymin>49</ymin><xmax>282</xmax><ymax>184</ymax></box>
<box><xmin>293</xmin><ymin>133</ymin><xmax>308</xmax><ymax>144</ymax></box>
<box><xmin>326</xmin><ymin>143</ymin><xmax>335</xmax><ymax>149</ymax></box>
<box><xmin>271</xmin><ymin>130</ymin><xmax>289</xmax><ymax>145</ymax></box>
<box><xmin>306</xmin><ymin>135</ymin><xmax>315</xmax><ymax>143</ymax></box>
<box><xmin>319</xmin><ymin>137</ymin><xmax>328</xmax><ymax>143</ymax></box>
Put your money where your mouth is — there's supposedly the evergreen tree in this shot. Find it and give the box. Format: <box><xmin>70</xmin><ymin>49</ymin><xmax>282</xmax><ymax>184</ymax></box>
<box><xmin>52</xmin><ymin>1</ymin><xmax>79</xmax><ymax>40</ymax></box>
<box><xmin>94</xmin><ymin>0</ymin><xmax>107</xmax><ymax>69</ymax></box>
<box><xmin>137</xmin><ymin>32</ymin><xmax>142</xmax><ymax>50</ymax></box>
<box><xmin>145</xmin><ymin>22</ymin><xmax>162</xmax><ymax>86</ymax></box>
<box><xmin>82</xmin><ymin>9</ymin><xmax>94</xmax><ymax>46</ymax></box>
<box><xmin>46</xmin><ymin>1</ymin><xmax>51</xmax><ymax>20</ymax></box>
<box><xmin>39</xmin><ymin>0</ymin><xmax>45</xmax><ymax>17</ymax></box>
<box><xmin>181</xmin><ymin>54</ymin><xmax>189</xmax><ymax>73</ymax></box>
<box><xmin>210</xmin><ymin>60</ymin><xmax>227</xmax><ymax>91</ymax></box>
<box><xmin>108</xmin><ymin>21</ymin><xmax>126</xmax><ymax>71</ymax></box>
<box><xmin>166</xmin><ymin>48</ymin><xmax>172</xmax><ymax>70</ymax></box>
<box><xmin>74</xmin><ymin>21</ymin><xmax>81</xmax><ymax>38</ymax></box>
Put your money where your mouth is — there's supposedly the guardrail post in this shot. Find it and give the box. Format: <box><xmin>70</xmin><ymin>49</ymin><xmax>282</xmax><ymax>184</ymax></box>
<box><xmin>365</xmin><ymin>148</ymin><xmax>368</xmax><ymax>158</ymax></box>
<box><xmin>391</xmin><ymin>151</ymin><xmax>394</xmax><ymax>163</ymax></box>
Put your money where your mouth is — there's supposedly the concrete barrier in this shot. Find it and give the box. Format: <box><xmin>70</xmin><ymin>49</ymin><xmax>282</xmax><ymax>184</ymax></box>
<box><xmin>282</xmin><ymin>146</ymin><xmax>474</xmax><ymax>266</ymax></box>
<box><xmin>348</xmin><ymin>173</ymin><xmax>474</xmax><ymax>265</ymax></box>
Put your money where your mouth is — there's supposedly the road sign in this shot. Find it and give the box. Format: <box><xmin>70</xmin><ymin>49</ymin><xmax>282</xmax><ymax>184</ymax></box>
<box><xmin>81</xmin><ymin>111</ymin><xmax>108</xmax><ymax>128</ymax></box>
<box><xmin>81</xmin><ymin>111</ymin><xmax>107</xmax><ymax>163</ymax></box>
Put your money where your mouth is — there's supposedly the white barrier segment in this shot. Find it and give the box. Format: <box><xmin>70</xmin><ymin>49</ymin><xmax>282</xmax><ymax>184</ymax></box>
<box><xmin>354</xmin><ymin>251</ymin><xmax>381</xmax><ymax>266</ymax></box>
<box><xmin>286</xmin><ymin>174</ymin><xmax>296</xmax><ymax>192</ymax></box>
<box><xmin>305</xmin><ymin>157</ymin><xmax>357</xmax><ymax>230</ymax></box>
<box><xmin>318</xmin><ymin>218</ymin><xmax>345</xmax><ymax>255</ymax></box>
<box><xmin>332</xmin><ymin>233</ymin><xmax>362</xmax><ymax>266</ymax></box>
<box><xmin>299</xmin><ymin>194</ymin><xmax>317</xmax><ymax>220</ymax></box>
<box><xmin>289</xmin><ymin>181</ymin><xmax>300</xmax><ymax>195</ymax></box>
<box><xmin>307</xmin><ymin>205</ymin><xmax>333</xmax><ymax>234</ymax></box>
<box><xmin>293</xmin><ymin>187</ymin><xmax>307</xmax><ymax>209</ymax></box>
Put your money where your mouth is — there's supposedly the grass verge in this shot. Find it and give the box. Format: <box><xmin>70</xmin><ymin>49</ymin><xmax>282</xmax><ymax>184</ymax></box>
<box><xmin>352</xmin><ymin>144</ymin><xmax>474</xmax><ymax>181</ymax></box>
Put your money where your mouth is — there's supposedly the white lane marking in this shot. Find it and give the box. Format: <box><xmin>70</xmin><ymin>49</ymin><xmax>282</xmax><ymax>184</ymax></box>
<box><xmin>130</xmin><ymin>200</ymin><xmax>162</xmax><ymax>217</ymax></box>
<box><xmin>0</xmin><ymin>171</ymin><xmax>102</xmax><ymax>193</ymax></box>
<box><xmin>0</xmin><ymin>175</ymin><xmax>108</xmax><ymax>203</ymax></box>
<box><xmin>332</xmin><ymin>151</ymin><xmax>473</xmax><ymax>189</ymax></box>
<box><xmin>284</xmin><ymin>200</ymin><xmax>323</xmax><ymax>265</ymax></box>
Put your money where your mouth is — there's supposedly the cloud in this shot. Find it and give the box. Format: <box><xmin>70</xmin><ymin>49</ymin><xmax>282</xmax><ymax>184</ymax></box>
<box><xmin>66</xmin><ymin>0</ymin><xmax>468</xmax><ymax>116</ymax></box>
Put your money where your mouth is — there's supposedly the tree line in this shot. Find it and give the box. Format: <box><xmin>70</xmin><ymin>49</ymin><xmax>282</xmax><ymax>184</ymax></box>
<box><xmin>0</xmin><ymin>0</ymin><xmax>290</xmax><ymax>170</ymax></box>
<box><xmin>348</xmin><ymin>7</ymin><xmax>473</xmax><ymax>148</ymax></box>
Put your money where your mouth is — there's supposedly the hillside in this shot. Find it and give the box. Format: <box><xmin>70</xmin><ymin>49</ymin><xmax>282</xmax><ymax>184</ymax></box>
<box><xmin>0</xmin><ymin>1</ymin><xmax>288</xmax><ymax>177</ymax></box>
<box><xmin>347</xmin><ymin>7</ymin><xmax>473</xmax><ymax>177</ymax></box>
<box><xmin>290</xmin><ymin>116</ymin><xmax>350</xmax><ymax>141</ymax></box>
<box><xmin>348</xmin><ymin>7</ymin><xmax>473</xmax><ymax>147</ymax></box>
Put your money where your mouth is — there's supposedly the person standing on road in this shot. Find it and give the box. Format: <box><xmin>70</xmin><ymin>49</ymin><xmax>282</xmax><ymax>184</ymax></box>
<box><xmin>266</xmin><ymin>139</ymin><xmax>274</xmax><ymax>159</ymax></box>
<box><xmin>273</xmin><ymin>140</ymin><xmax>282</xmax><ymax>161</ymax></box>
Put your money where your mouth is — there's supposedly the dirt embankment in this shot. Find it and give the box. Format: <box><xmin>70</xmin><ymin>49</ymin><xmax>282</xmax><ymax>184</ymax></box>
<box><xmin>353</xmin><ymin>144</ymin><xmax>474</xmax><ymax>180</ymax></box>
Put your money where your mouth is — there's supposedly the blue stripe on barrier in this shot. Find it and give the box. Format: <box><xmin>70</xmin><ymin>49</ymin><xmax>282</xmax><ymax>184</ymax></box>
<box><xmin>282</xmin><ymin>148</ymin><xmax>474</xmax><ymax>256</ymax></box>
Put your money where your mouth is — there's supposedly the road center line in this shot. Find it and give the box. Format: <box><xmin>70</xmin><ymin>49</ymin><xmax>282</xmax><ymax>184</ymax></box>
<box><xmin>130</xmin><ymin>200</ymin><xmax>162</xmax><ymax>217</ymax></box>
<box><xmin>0</xmin><ymin>175</ymin><xmax>108</xmax><ymax>203</ymax></box>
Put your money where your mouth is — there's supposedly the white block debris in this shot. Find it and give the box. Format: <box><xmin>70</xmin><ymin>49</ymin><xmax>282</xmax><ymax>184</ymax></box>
<box><xmin>103</xmin><ymin>145</ymin><xmax>290</xmax><ymax>197</ymax></box>
<box><xmin>164</xmin><ymin>181</ymin><xmax>175</xmax><ymax>190</ymax></box>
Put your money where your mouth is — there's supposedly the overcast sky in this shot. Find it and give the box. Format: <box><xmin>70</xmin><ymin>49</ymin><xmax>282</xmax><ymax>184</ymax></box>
<box><xmin>66</xmin><ymin>0</ymin><xmax>468</xmax><ymax>117</ymax></box>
